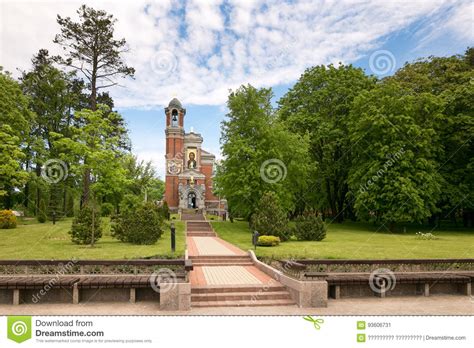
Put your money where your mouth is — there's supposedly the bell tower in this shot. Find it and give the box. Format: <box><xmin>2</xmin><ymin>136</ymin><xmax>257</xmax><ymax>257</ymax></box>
<box><xmin>164</xmin><ymin>98</ymin><xmax>186</xmax><ymax>210</ymax></box>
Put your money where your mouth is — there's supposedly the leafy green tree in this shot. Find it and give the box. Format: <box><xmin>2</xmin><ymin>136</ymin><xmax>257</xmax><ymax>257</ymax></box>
<box><xmin>215</xmin><ymin>85</ymin><xmax>309</xmax><ymax>219</ymax></box>
<box><xmin>389</xmin><ymin>48</ymin><xmax>474</xmax><ymax>226</ymax></box>
<box><xmin>54</xmin><ymin>4</ymin><xmax>135</xmax><ymax>205</ymax></box>
<box><xmin>251</xmin><ymin>192</ymin><xmax>290</xmax><ymax>241</ymax></box>
<box><xmin>20</xmin><ymin>49</ymin><xmax>86</xmax><ymax>216</ymax></box>
<box><xmin>278</xmin><ymin>64</ymin><xmax>375</xmax><ymax>221</ymax></box>
<box><xmin>53</xmin><ymin>106</ymin><xmax>127</xmax><ymax>217</ymax></box>
<box><xmin>0</xmin><ymin>69</ymin><xmax>33</xmax><ymax>208</ymax></box>
<box><xmin>348</xmin><ymin>81</ymin><xmax>443</xmax><ymax>231</ymax></box>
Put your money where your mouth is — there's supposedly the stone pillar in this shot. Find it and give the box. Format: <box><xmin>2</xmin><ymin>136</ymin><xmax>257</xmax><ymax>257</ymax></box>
<box><xmin>159</xmin><ymin>282</ymin><xmax>191</xmax><ymax>311</ymax></box>
<box><xmin>298</xmin><ymin>281</ymin><xmax>328</xmax><ymax>308</ymax></box>
<box><xmin>72</xmin><ymin>283</ymin><xmax>79</xmax><ymax>304</ymax></box>
<box><xmin>462</xmin><ymin>282</ymin><xmax>471</xmax><ymax>296</ymax></box>
<box><xmin>424</xmin><ymin>283</ymin><xmax>430</xmax><ymax>297</ymax></box>
<box><xmin>13</xmin><ymin>289</ymin><xmax>20</xmax><ymax>305</ymax></box>
<box><xmin>130</xmin><ymin>288</ymin><xmax>136</xmax><ymax>303</ymax></box>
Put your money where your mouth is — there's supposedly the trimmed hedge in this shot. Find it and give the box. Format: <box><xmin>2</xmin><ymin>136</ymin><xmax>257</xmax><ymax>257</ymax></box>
<box><xmin>0</xmin><ymin>210</ymin><xmax>17</xmax><ymax>229</ymax></box>
<box><xmin>257</xmin><ymin>235</ymin><xmax>280</xmax><ymax>247</ymax></box>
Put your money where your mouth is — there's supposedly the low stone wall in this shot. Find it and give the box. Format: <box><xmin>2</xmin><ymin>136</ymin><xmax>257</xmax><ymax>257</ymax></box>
<box><xmin>248</xmin><ymin>251</ymin><xmax>327</xmax><ymax>308</ymax></box>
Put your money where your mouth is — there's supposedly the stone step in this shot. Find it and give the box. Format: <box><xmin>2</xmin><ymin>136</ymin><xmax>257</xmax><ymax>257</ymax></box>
<box><xmin>193</xmin><ymin>262</ymin><xmax>254</xmax><ymax>267</ymax></box>
<box><xmin>187</xmin><ymin>221</ymin><xmax>212</xmax><ymax>226</ymax></box>
<box><xmin>190</xmin><ymin>255</ymin><xmax>250</xmax><ymax>260</ymax></box>
<box><xmin>192</xmin><ymin>291</ymin><xmax>291</xmax><ymax>302</ymax></box>
<box><xmin>187</xmin><ymin>232</ymin><xmax>217</xmax><ymax>236</ymax></box>
<box><xmin>191</xmin><ymin>299</ymin><xmax>295</xmax><ymax>308</ymax></box>
<box><xmin>191</xmin><ymin>285</ymin><xmax>287</xmax><ymax>294</ymax></box>
<box><xmin>191</xmin><ymin>259</ymin><xmax>252</xmax><ymax>263</ymax></box>
<box><xmin>187</xmin><ymin>226</ymin><xmax>212</xmax><ymax>231</ymax></box>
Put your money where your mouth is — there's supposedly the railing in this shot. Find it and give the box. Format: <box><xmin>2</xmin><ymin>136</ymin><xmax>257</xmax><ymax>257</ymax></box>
<box><xmin>0</xmin><ymin>259</ymin><xmax>193</xmax><ymax>276</ymax></box>
<box><xmin>274</xmin><ymin>258</ymin><xmax>474</xmax><ymax>279</ymax></box>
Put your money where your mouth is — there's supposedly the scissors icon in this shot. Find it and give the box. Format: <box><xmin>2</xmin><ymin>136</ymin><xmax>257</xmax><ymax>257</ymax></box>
<box><xmin>303</xmin><ymin>316</ymin><xmax>324</xmax><ymax>330</ymax></box>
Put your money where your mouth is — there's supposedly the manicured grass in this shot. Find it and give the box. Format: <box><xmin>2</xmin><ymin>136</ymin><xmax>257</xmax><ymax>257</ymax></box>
<box><xmin>211</xmin><ymin>220</ymin><xmax>474</xmax><ymax>260</ymax></box>
<box><xmin>0</xmin><ymin>218</ymin><xmax>185</xmax><ymax>259</ymax></box>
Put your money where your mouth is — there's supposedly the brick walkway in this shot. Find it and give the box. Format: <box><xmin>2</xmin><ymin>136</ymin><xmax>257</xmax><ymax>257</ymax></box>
<box><xmin>185</xmin><ymin>216</ymin><xmax>295</xmax><ymax>307</ymax></box>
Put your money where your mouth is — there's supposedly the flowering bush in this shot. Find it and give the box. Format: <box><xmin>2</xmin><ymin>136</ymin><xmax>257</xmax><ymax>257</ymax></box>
<box><xmin>415</xmin><ymin>232</ymin><xmax>438</xmax><ymax>240</ymax></box>
<box><xmin>0</xmin><ymin>210</ymin><xmax>17</xmax><ymax>229</ymax></box>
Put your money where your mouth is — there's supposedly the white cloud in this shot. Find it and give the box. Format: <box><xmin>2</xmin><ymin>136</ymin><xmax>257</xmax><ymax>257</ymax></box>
<box><xmin>1</xmin><ymin>0</ymin><xmax>471</xmax><ymax>109</ymax></box>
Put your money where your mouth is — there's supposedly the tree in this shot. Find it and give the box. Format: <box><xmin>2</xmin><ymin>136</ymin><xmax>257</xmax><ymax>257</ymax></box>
<box><xmin>389</xmin><ymin>48</ymin><xmax>474</xmax><ymax>226</ymax></box>
<box><xmin>215</xmin><ymin>85</ymin><xmax>309</xmax><ymax>219</ymax></box>
<box><xmin>348</xmin><ymin>81</ymin><xmax>443</xmax><ymax>231</ymax></box>
<box><xmin>37</xmin><ymin>198</ymin><xmax>47</xmax><ymax>223</ymax></box>
<box><xmin>20</xmin><ymin>49</ymin><xmax>86</xmax><ymax>216</ymax></box>
<box><xmin>250</xmin><ymin>192</ymin><xmax>290</xmax><ymax>241</ymax></box>
<box><xmin>54</xmin><ymin>4</ymin><xmax>135</xmax><ymax>205</ymax></box>
<box><xmin>70</xmin><ymin>205</ymin><xmax>102</xmax><ymax>245</ymax></box>
<box><xmin>54</xmin><ymin>5</ymin><xmax>135</xmax><ymax>110</ymax></box>
<box><xmin>278</xmin><ymin>64</ymin><xmax>375</xmax><ymax>221</ymax></box>
<box><xmin>0</xmin><ymin>69</ymin><xmax>33</xmax><ymax>208</ymax></box>
<box><xmin>53</xmin><ymin>106</ymin><xmax>127</xmax><ymax>219</ymax></box>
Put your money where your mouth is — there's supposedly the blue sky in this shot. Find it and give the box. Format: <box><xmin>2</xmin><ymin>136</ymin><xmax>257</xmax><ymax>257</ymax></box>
<box><xmin>1</xmin><ymin>0</ymin><xmax>473</xmax><ymax>178</ymax></box>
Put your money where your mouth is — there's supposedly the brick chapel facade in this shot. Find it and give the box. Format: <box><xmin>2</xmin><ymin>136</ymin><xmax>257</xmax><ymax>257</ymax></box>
<box><xmin>163</xmin><ymin>98</ymin><xmax>225</xmax><ymax>215</ymax></box>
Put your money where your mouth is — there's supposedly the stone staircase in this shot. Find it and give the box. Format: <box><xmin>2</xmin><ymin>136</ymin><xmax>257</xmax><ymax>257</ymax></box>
<box><xmin>190</xmin><ymin>255</ymin><xmax>253</xmax><ymax>266</ymax></box>
<box><xmin>186</xmin><ymin>221</ymin><xmax>217</xmax><ymax>237</ymax></box>
<box><xmin>191</xmin><ymin>284</ymin><xmax>295</xmax><ymax>307</ymax></box>
<box><xmin>181</xmin><ymin>210</ymin><xmax>206</xmax><ymax>221</ymax></box>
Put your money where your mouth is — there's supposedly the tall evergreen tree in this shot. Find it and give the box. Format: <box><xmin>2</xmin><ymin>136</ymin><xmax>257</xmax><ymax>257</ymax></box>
<box><xmin>53</xmin><ymin>5</ymin><xmax>135</xmax><ymax>205</ymax></box>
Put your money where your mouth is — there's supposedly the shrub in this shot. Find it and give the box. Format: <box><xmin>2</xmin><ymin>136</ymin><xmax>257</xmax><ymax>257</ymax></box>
<box><xmin>112</xmin><ymin>202</ymin><xmax>164</xmax><ymax>245</ymax></box>
<box><xmin>69</xmin><ymin>206</ymin><xmax>103</xmax><ymax>245</ymax></box>
<box><xmin>294</xmin><ymin>211</ymin><xmax>327</xmax><ymax>241</ymax></box>
<box><xmin>257</xmin><ymin>235</ymin><xmax>280</xmax><ymax>247</ymax></box>
<box><xmin>161</xmin><ymin>201</ymin><xmax>170</xmax><ymax>220</ymax></box>
<box><xmin>0</xmin><ymin>210</ymin><xmax>17</xmax><ymax>229</ymax></box>
<box><xmin>100</xmin><ymin>202</ymin><xmax>114</xmax><ymax>217</ymax></box>
<box><xmin>37</xmin><ymin>199</ymin><xmax>47</xmax><ymax>223</ymax></box>
<box><xmin>415</xmin><ymin>232</ymin><xmax>438</xmax><ymax>240</ymax></box>
<box><xmin>251</xmin><ymin>192</ymin><xmax>290</xmax><ymax>241</ymax></box>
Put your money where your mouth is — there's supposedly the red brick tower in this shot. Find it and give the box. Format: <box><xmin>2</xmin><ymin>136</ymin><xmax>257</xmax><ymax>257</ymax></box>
<box><xmin>164</xmin><ymin>98</ymin><xmax>185</xmax><ymax>210</ymax></box>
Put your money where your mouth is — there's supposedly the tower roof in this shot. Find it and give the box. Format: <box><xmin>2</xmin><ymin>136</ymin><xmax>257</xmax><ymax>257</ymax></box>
<box><xmin>168</xmin><ymin>97</ymin><xmax>183</xmax><ymax>109</ymax></box>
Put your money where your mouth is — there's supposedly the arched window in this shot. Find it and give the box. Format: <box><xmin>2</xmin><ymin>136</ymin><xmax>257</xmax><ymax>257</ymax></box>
<box><xmin>171</xmin><ymin>109</ymin><xmax>178</xmax><ymax>127</ymax></box>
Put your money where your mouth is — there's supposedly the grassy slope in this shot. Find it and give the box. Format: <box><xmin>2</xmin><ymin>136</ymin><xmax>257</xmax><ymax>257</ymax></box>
<box><xmin>0</xmin><ymin>218</ymin><xmax>185</xmax><ymax>259</ymax></box>
<box><xmin>212</xmin><ymin>220</ymin><xmax>474</xmax><ymax>259</ymax></box>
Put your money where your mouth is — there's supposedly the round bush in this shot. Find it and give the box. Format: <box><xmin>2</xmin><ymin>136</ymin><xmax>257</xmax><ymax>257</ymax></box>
<box><xmin>257</xmin><ymin>235</ymin><xmax>280</xmax><ymax>247</ymax></box>
<box><xmin>294</xmin><ymin>212</ymin><xmax>327</xmax><ymax>241</ymax></box>
<box><xmin>0</xmin><ymin>210</ymin><xmax>17</xmax><ymax>229</ymax></box>
<box><xmin>69</xmin><ymin>206</ymin><xmax>103</xmax><ymax>245</ymax></box>
<box><xmin>112</xmin><ymin>202</ymin><xmax>164</xmax><ymax>245</ymax></box>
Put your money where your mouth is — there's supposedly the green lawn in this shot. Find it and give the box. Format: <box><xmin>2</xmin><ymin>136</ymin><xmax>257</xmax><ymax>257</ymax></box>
<box><xmin>0</xmin><ymin>218</ymin><xmax>185</xmax><ymax>259</ymax></box>
<box><xmin>212</xmin><ymin>221</ymin><xmax>474</xmax><ymax>259</ymax></box>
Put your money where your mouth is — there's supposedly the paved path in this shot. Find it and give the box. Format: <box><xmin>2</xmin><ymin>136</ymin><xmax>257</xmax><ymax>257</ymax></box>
<box><xmin>186</xmin><ymin>221</ymin><xmax>273</xmax><ymax>287</ymax></box>
<box><xmin>192</xmin><ymin>237</ymin><xmax>237</xmax><ymax>256</ymax></box>
<box><xmin>2</xmin><ymin>296</ymin><xmax>472</xmax><ymax>315</ymax></box>
<box><xmin>184</xmin><ymin>216</ymin><xmax>294</xmax><ymax>307</ymax></box>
